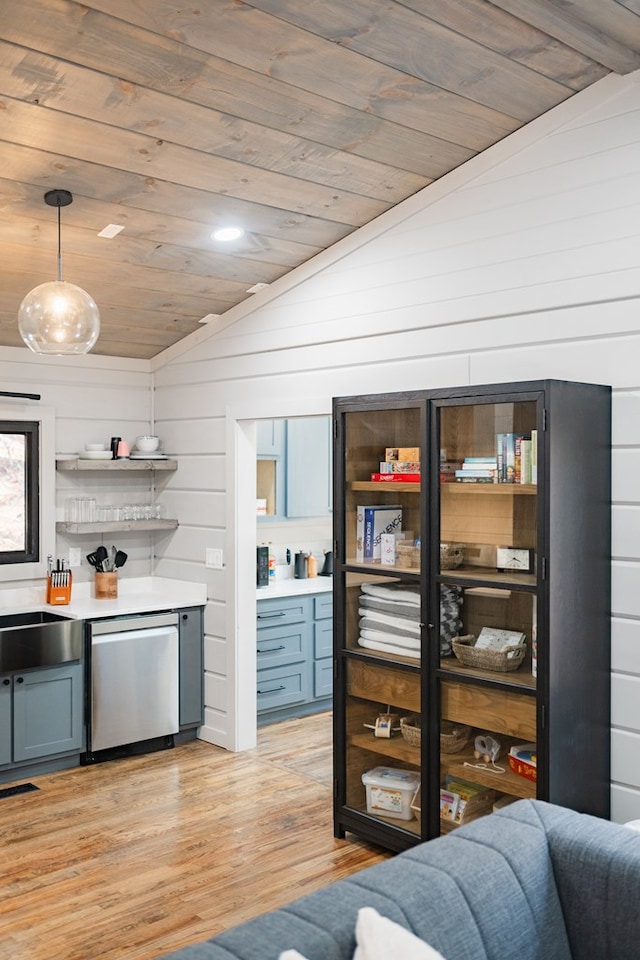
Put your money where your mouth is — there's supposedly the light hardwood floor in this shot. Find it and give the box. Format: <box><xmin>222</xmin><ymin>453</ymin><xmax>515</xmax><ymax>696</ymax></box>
<box><xmin>0</xmin><ymin>713</ymin><xmax>389</xmax><ymax>960</ymax></box>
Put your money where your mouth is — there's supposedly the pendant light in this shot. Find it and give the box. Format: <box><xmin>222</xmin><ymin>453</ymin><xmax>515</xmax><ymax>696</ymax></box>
<box><xmin>18</xmin><ymin>189</ymin><xmax>100</xmax><ymax>355</ymax></box>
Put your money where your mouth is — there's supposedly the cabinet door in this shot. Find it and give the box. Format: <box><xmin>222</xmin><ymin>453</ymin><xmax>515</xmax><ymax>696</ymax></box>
<box><xmin>436</xmin><ymin>396</ymin><xmax>539</xmax><ymax>834</ymax></box>
<box><xmin>179</xmin><ymin>607</ymin><xmax>204</xmax><ymax>728</ymax></box>
<box><xmin>286</xmin><ymin>416</ymin><xmax>332</xmax><ymax>518</ymax></box>
<box><xmin>335</xmin><ymin>402</ymin><xmax>425</xmax><ymax>846</ymax></box>
<box><xmin>256</xmin><ymin>419</ymin><xmax>285</xmax><ymax>457</ymax></box>
<box><xmin>0</xmin><ymin>677</ymin><xmax>11</xmax><ymax>765</ymax></box>
<box><xmin>13</xmin><ymin>664</ymin><xmax>83</xmax><ymax>761</ymax></box>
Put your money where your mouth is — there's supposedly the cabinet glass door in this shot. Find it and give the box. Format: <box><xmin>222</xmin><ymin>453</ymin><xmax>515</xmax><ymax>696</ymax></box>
<box><xmin>338</xmin><ymin>403</ymin><xmax>424</xmax><ymax>842</ymax></box>
<box><xmin>436</xmin><ymin>398</ymin><xmax>539</xmax><ymax>833</ymax></box>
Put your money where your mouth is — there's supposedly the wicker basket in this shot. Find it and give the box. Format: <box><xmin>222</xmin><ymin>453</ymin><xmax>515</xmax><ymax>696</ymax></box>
<box><xmin>440</xmin><ymin>543</ymin><xmax>464</xmax><ymax>569</ymax></box>
<box><xmin>400</xmin><ymin>715</ymin><xmax>421</xmax><ymax>748</ymax></box>
<box><xmin>452</xmin><ymin>634</ymin><xmax>526</xmax><ymax>672</ymax></box>
<box><xmin>396</xmin><ymin>542</ymin><xmax>420</xmax><ymax>568</ymax></box>
<box><xmin>440</xmin><ymin>720</ymin><xmax>472</xmax><ymax>753</ymax></box>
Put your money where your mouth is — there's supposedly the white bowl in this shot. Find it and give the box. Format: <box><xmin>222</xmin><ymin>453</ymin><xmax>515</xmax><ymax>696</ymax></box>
<box><xmin>85</xmin><ymin>443</ymin><xmax>106</xmax><ymax>452</ymax></box>
<box><xmin>136</xmin><ymin>435</ymin><xmax>160</xmax><ymax>452</ymax></box>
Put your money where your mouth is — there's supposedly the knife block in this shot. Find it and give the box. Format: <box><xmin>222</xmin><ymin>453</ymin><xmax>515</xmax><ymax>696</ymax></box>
<box><xmin>46</xmin><ymin>572</ymin><xmax>72</xmax><ymax>605</ymax></box>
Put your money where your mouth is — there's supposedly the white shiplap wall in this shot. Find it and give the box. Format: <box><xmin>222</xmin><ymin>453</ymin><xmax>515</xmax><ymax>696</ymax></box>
<box><xmin>152</xmin><ymin>72</ymin><xmax>640</xmax><ymax>819</ymax></box>
<box><xmin>0</xmin><ymin>346</ymin><xmax>154</xmax><ymax>589</ymax></box>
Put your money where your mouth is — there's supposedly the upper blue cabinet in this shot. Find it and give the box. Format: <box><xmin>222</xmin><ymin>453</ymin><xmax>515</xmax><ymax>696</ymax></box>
<box><xmin>257</xmin><ymin>417</ymin><xmax>332</xmax><ymax>520</ymax></box>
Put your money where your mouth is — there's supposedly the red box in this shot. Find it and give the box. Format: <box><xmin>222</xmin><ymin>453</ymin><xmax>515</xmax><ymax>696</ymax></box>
<box><xmin>508</xmin><ymin>744</ymin><xmax>537</xmax><ymax>782</ymax></box>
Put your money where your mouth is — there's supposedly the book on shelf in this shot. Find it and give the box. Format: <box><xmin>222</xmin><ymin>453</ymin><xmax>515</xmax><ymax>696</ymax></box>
<box><xmin>531</xmin><ymin>429</ymin><xmax>538</xmax><ymax>484</ymax></box>
<box><xmin>455</xmin><ymin>468</ymin><xmax>496</xmax><ymax>478</ymax></box>
<box><xmin>455</xmin><ymin>475</ymin><xmax>496</xmax><ymax>483</ymax></box>
<box><xmin>370</xmin><ymin>473</ymin><xmax>420</xmax><ymax>482</ymax></box>
<box><xmin>474</xmin><ymin>626</ymin><xmax>525</xmax><ymax>651</ymax></box>
<box><xmin>378</xmin><ymin>460</ymin><xmax>421</xmax><ymax>474</ymax></box>
<box><xmin>385</xmin><ymin>447</ymin><xmax>420</xmax><ymax>462</ymax></box>
<box><xmin>496</xmin><ymin>433</ymin><xmax>529</xmax><ymax>482</ymax></box>
<box><xmin>444</xmin><ymin>776</ymin><xmax>495</xmax><ymax>824</ymax></box>
<box><xmin>439</xmin><ymin>789</ymin><xmax>460</xmax><ymax>822</ymax></box>
<box><xmin>355</xmin><ymin>504</ymin><xmax>403</xmax><ymax>562</ymax></box>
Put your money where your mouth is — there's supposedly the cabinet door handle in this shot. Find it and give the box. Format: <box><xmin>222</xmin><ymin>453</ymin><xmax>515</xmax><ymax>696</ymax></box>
<box><xmin>257</xmin><ymin>685</ymin><xmax>286</xmax><ymax>695</ymax></box>
<box><xmin>2</xmin><ymin>678</ymin><xmax>9</xmax><ymax>686</ymax></box>
<box><xmin>16</xmin><ymin>676</ymin><xmax>24</xmax><ymax>684</ymax></box>
<box><xmin>257</xmin><ymin>612</ymin><xmax>286</xmax><ymax>620</ymax></box>
<box><xmin>257</xmin><ymin>645</ymin><xmax>286</xmax><ymax>653</ymax></box>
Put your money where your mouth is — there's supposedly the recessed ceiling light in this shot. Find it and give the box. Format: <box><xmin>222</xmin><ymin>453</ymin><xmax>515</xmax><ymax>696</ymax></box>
<box><xmin>212</xmin><ymin>226</ymin><xmax>244</xmax><ymax>242</ymax></box>
<box><xmin>98</xmin><ymin>224</ymin><xmax>125</xmax><ymax>239</ymax></box>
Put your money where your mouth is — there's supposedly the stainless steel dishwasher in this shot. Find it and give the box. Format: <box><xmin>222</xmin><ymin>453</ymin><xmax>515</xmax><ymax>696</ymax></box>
<box><xmin>86</xmin><ymin>612</ymin><xmax>179</xmax><ymax>759</ymax></box>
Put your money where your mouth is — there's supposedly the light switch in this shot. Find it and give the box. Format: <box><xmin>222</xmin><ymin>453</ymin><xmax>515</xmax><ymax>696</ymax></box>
<box><xmin>69</xmin><ymin>548</ymin><xmax>82</xmax><ymax>567</ymax></box>
<box><xmin>206</xmin><ymin>548</ymin><xmax>224</xmax><ymax>569</ymax></box>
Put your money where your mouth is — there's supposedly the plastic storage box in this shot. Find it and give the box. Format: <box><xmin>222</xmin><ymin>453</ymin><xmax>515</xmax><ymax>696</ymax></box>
<box><xmin>362</xmin><ymin>766</ymin><xmax>421</xmax><ymax>820</ymax></box>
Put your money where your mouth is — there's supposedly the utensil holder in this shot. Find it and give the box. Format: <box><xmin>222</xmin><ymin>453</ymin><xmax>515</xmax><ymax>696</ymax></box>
<box><xmin>46</xmin><ymin>572</ymin><xmax>72</xmax><ymax>605</ymax></box>
<box><xmin>95</xmin><ymin>571</ymin><xmax>118</xmax><ymax>600</ymax></box>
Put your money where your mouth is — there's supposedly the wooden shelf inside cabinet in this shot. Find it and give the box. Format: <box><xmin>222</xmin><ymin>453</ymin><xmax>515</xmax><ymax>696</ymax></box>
<box><xmin>351</xmin><ymin>480</ymin><xmax>420</xmax><ymax>493</ymax></box>
<box><xmin>440</xmin><ymin>567</ymin><xmax>536</xmax><ymax>589</ymax></box>
<box><xmin>56</xmin><ymin>519</ymin><xmax>179</xmax><ymax>535</ymax></box>
<box><xmin>350</xmin><ymin>731</ymin><xmax>420</xmax><ymax>766</ymax></box>
<box><xmin>56</xmin><ymin>458</ymin><xmax>177</xmax><ymax>472</ymax></box>
<box><xmin>346</xmin><ymin>558</ymin><xmax>421</xmax><ymax>577</ymax></box>
<box><xmin>441</xmin><ymin>483</ymin><xmax>537</xmax><ymax>497</ymax></box>
<box><xmin>442</xmin><ymin>746</ymin><xmax>537</xmax><ymax>800</ymax></box>
<box><xmin>439</xmin><ymin>658</ymin><xmax>536</xmax><ymax>691</ymax></box>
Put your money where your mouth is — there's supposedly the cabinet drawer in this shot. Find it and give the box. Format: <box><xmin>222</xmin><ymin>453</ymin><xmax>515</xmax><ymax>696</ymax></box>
<box><xmin>257</xmin><ymin>623</ymin><xmax>308</xmax><ymax>669</ymax></box>
<box><xmin>441</xmin><ymin>679</ymin><xmax>537</xmax><ymax>741</ymax></box>
<box><xmin>313</xmin><ymin>594</ymin><xmax>333</xmax><ymax>620</ymax></box>
<box><xmin>257</xmin><ymin>596</ymin><xmax>309</xmax><ymax>628</ymax></box>
<box><xmin>314</xmin><ymin>659</ymin><xmax>333</xmax><ymax>699</ymax></box>
<box><xmin>314</xmin><ymin>619</ymin><xmax>333</xmax><ymax>660</ymax></box>
<box><xmin>257</xmin><ymin>663</ymin><xmax>309</xmax><ymax>713</ymax></box>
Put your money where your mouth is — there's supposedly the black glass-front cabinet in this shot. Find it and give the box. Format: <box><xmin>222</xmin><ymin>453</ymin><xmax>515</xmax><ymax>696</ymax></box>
<box><xmin>333</xmin><ymin>380</ymin><xmax>611</xmax><ymax>852</ymax></box>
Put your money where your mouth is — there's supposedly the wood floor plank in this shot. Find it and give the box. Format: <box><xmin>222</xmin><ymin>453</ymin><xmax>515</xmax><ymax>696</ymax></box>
<box><xmin>0</xmin><ymin>712</ymin><xmax>389</xmax><ymax>960</ymax></box>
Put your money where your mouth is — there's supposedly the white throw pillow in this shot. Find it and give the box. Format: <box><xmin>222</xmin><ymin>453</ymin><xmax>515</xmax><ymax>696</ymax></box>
<box><xmin>278</xmin><ymin>906</ymin><xmax>446</xmax><ymax>960</ymax></box>
<box><xmin>354</xmin><ymin>907</ymin><xmax>446</xmax><ymax>960</ymax></box>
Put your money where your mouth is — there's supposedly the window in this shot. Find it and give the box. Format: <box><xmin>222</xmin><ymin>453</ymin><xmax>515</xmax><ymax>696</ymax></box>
<box><xmin>0</xmin><ymin>421</ymin><xmax>39</xmax><ymax>564</ymax></box>
<box><xmin>0</xmin><ymin>403</ymin><xmax>54</xmax><ymax>584</ymax></box>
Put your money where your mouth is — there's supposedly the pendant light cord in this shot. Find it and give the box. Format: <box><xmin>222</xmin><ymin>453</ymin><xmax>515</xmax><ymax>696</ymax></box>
<box><xmin>56</xmin><ymin>201</ymin><xmax>63</xmax><ymax>282</ymax></box>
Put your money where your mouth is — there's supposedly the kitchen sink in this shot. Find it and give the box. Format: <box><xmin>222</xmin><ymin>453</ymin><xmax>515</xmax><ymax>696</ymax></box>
<box><xmin>0</xmin><ymin>611</ymin><xmax>84</xmax><ymax>672</ymax></box>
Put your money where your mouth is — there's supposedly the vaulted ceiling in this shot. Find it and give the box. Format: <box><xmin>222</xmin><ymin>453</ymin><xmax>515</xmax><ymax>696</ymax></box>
<box><xmin>2</xmin><ymin>1</ymin><xmax>639</xmax><ymax>359</ymax></box>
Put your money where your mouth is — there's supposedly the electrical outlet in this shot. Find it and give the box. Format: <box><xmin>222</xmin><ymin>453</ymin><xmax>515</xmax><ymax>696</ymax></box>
<box><xmin>68</xmin><ymin>548</ymin><xmax>82</xmax><ymax>568</ymax></box>
<box><xmin>206</xmin><ymin>548</ymin><xmax>224</xmax><ymax>569</ymax></box>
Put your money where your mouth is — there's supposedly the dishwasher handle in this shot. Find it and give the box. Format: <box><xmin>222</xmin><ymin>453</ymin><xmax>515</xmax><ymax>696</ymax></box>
<box><xmin>90</xmin><ymin>612</ymin><xmax>179</xmax><ymax>636</ymax></box>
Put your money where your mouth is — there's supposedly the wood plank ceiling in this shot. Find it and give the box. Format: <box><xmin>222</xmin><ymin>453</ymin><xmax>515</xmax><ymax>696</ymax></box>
<box><xmin>1</xmin><ymin>1</ymin><xmax>639</xmax><ymax>359</ymax></box>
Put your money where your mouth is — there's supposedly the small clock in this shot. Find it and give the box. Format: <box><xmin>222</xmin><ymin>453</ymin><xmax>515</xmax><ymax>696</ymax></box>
<box><xmin>496</xmin><ymin>547</ymin><xmax>533</xmax><ymax>573</ymax></box>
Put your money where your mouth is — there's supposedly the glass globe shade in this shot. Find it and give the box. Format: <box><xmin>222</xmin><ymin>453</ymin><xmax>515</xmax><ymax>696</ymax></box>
<box><xmin>18</xmin><ymin>280</ymin><xmax>101</xmax><ymax>355</ymax></box>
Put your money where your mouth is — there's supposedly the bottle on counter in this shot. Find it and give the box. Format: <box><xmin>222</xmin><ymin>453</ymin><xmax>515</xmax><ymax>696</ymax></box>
<box><xmin>307</xmin><ymin>553</ymin><xmax>318</xmax><ymax>578</ymax></box>
<box><xmin>268</xmin><ymin>545</ymin><xmax>276</xmax><ymax>582</ymax></box>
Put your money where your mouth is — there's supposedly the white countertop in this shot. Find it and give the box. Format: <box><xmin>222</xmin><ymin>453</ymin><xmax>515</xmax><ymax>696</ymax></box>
<box><xmin>0</xmin><ymin>577</ymin><xmax>207</xmax><ymax>620</ymax></box>
<box><xmin>256</xmin><ymin>577</ymin><xmax>333</xmax><ymax>600</ymax></box>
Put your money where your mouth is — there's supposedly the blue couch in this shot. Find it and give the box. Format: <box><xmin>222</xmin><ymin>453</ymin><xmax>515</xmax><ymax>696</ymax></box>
<box><xmin>159</xmin><ymin>800</ymin><xmax>640</xmax><ymax>960</ymax></box>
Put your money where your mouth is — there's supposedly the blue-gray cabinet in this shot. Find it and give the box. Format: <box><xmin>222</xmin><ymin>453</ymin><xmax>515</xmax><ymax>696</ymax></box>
<box><xmin>286</xmin><ymin>417</ymin><xmax>332</xmax><ymax>518</ymax></box>
<box><xmin>257</xmin><ymin>417</ymin><xmax>332</xmax><ymax>520</ymax></box>
<box><xmin>257</xmin><ymin>591</ymin><xmax>333</xmax><ymax>723</ymax></box>
<box><xmin>1</xmin><ymin>663</ymin><xmax>84</xmax><ymax>767</ymax></box>
<box><xmin>178</xmin><ymin>606</ymin><xmax>204</xmax><ymax>729</ymax></box>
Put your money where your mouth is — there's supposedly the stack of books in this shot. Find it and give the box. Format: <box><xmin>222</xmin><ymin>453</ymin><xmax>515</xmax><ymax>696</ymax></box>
<box><xmin>496</xmin><ymin>431</ymin><xmax>538</xmax><ymax>484</ymax></box>
<box><xmin>455</xmin><ymin>456</ymin><xmax>497</xmax><ymax>483</ymax></box>
<box><xmin>370</xmin><ymin>446</ymin><xmax>420</xmax><ymax>483</ymax></box>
